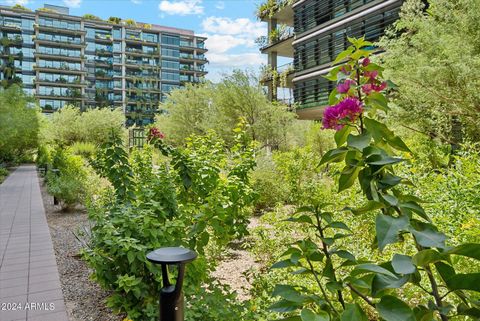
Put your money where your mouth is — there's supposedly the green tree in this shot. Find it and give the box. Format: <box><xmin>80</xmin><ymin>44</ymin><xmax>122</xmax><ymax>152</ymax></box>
<box><xmin>155</xmin><ymin>70</ymin><xmax>295</xmax><ymax>148</ymax></box>
<box><xmin>40</xmin><ymin>106</ymin><xmax>125</xmax><ymax>146</ymax></box>
<box><xmin>0</xmin><ymin>85</ymin><xmax>39</xmax><ymax>163</ymax></box>
<box><xmin>380</xmin><ymin>0</ymin><xmax>480</xmax><ymax>144</ymax></box>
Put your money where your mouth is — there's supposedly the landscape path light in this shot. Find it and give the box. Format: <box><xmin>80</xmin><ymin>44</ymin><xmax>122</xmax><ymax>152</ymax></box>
<box><xmin>146</xmin><ymin>247</ymin><xmax>197</xmax><ymax>321</ymax></box>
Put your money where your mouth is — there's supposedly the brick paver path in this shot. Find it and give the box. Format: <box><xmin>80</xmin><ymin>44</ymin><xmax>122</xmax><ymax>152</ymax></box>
<box><xmin>0</xmin><ymin>165</ymin><xmax>69</xmax><ymax>321</ymax></box>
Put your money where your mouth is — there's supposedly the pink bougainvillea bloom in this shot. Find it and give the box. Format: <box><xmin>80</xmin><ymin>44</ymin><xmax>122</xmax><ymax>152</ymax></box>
<box><xmin>362</xmin><ymin>57</ymin><xmax>371</xmax><ymax>67</ymax></box>
<box><xmin>148</xmin><ymin>127</ymin><xmax>165</xmax><ymax>140</ymax></box>
<box><xmin>322</xmin><ymin>97</ymin><xmax>363</xmax><ymax>130</ymax></box>
<box><xmin>364</xmin><ymin>70</ymin><xmax>378</xmax><ymax>80</ymax></box>
<box><xmin>336</xmin><ymin>79</ymin><xmax>356</xmax><ymax>94</ymax></box>
<box><xmin>362</xmin><ymin>81</ymin><xmax>387</xmax><ymax>94</ymax></box>
<box><xmin>340</xmin><ymin>65</ymin><xmax>352</xmax><ymax>75</ymax></box>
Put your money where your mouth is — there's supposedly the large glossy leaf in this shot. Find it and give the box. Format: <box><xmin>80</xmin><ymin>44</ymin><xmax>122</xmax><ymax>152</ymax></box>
<box><xmin>353</xmin><ymin>263</ymin><xmax>397</xmax><ymax>278</ymax></box>
<box><xmin>376</xmin><ymin>214</ymin><xmax>409</xmax><ymax>251</ymax></box>
<box><xmin>372</xmin><ymin>274</ymin><xmax>409</xmax><ymax>297</ymax></box>
<box><xmin>446</xmin><ymin>243</ymin><xmax>480</xmax><ymax>260</ymax></box>
<box><xmin>392</xmin><ymin>254</ymin><xmax>416</xmax><ymax>274</ymax></box>
<box><xmin>319</xmin><ymin>147</ymin><xmax>349</xmax><ymax>166</ymax></box>
<box><xmin>301</xmin><ymin>308</ymin><xmax>330</xmax><ymax>321</ymax></box>
<box><xmin>272</xmin><ymin>284</ymin><xmax>305</xmax><ymax>303</ymax></box>
<box><xmin>335</xmin><ymin>126</ymin><xmax>352</xmax><ymax>146</ymax></box>
<box><xmin>341</xmin><ymin>303</ymin><xmax>368</xmax><ymax>321</ymax></box>
<box><xmin>412</xmin><ymin>249</ymin><xmax>444</xmax><ymax>267</ymax></box>
<box><xmin>348</xmin><ymin>200</ymin><xmax>385</xmax><ymax>215</ymax></box>
<box><xmin>376</xmin><ymin>295</ymin><xmax>416</xmax><ymax>321</ymax></box>
<box><xmin>269</xmin><ymin>299</ymin><xmax>302</xmax><ymax>313</ymax></box>
<box><xmin>410</xmin><ymin>223</ymin><xmax>446</xmax><ymax>249</ymax></box>
<box><xmin>347</xmin><ymin>131</ymin><xmax>372</xmax><ymax>151</ymax></box>
<box><xmin>338</xmin><ymin>165</ymin><xmax>361</xmax><ymax>192</ymax></box>
<box><xmin>364</xmin><ymin>118</ymin><xmax>411</xmax><ymax>153</ymax></box>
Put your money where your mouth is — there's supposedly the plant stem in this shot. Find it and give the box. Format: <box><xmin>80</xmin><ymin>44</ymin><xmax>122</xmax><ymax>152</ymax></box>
<box><xmin>355</xmin><ymin>61</ymin><xmax>364</xmax><ymax>133</ymax></box>
<box><xmin>425</xmin><ymin>264</ymin><xmax>449</xmax><ymax>321</ymax></box>
<box><xmin>306</xmin><ymin>258</ymin><xmax>340</xmax><ymax>316</ymax></box>
<box><xmin>346</xmin><ymin>283</ymin><xmax>375</xmax><ymax>308</ymax></box>
<box><xmin>314</xmin><ymin>212</ymin><xmax>346</xmax><ymax>309</ymax></box>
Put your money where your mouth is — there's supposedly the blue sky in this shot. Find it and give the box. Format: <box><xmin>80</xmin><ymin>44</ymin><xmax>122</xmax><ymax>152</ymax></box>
<box><xmin>2</xmin><ymin>0</ymin><xmax>269</xmax><ymax>81</ymax></box>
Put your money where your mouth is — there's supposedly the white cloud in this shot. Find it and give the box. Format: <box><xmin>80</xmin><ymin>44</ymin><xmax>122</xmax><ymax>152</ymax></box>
<box><xmin>131</xmin><ymin>0</ymin><xmax>142</xmax><ymax>4</ymax></box>
<box><xmin>5</xmin><ymin>0</ymin><xmax>30</xmax><ymax>5</ymax></box>
<box><xmin>208</xmin><ymin>53</ymin><xmax>264</xmax><ymax>68</ymax></box>
<box><xmin>158</xmin><ymin>0</ymin><xmax>203</xmax><ymax>16</ymax></box>
<box><xmin>63</xmin><ymin>0</ymin><xmax>81</xmax><ymax>7</ymax></box>
<box><xmin>215</xmin><ymin>1</ymin><xmax>224</xmax><ymax>10</ymax></box>
<box><xmin>204</xmin><ymin>34</ymin><xmax>253</xmax><ymax>54</ymax></box>
<box><xmin>202</xmin><ymin>16</ymin><xmax>264</xmax><ymax>38</ymax></box>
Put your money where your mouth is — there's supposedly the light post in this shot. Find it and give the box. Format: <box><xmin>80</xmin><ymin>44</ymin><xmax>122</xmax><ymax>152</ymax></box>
<box><xmin>146</xmin><ymin>247</ymin><xmax>197</xmax><ymax>321</ymax></box>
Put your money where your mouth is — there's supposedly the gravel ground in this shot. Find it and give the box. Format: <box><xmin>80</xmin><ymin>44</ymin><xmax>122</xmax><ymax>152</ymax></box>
<box><xmin>40</xmin><ymin>177</ymin><xmax>123</xmax><ymax>321</ymax></box>
<box><xmin>211</xmin><ymin>217</ymin><xmax>261</xmax><ymax>301</ymax></box>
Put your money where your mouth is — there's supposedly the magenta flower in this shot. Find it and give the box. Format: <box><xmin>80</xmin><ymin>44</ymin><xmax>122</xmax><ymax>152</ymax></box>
<box><xmin>148</xmin><ymin>127</ymin><xmax>165</xmax><ymax>140</ymax></box>
<box><xmin>336</xmin><ymin>79</ymin><xmax>356</xmax><ymax>94</ymax></box>
<box><xmin>322</xmin><ymin>97</ymin><xmax>363</xmax><ymax>130</ymax></box>
<box><xmin>362</xmin><ymin>57</ymin><xmax>371</xmax><ymax>67</ymax></box>
<box><xmin>362</xmin><ymin>81</ymin><xmax>387</xmax><ymax>94</ymax></box>
<box><xmin>364</xmin><ymin>70</ymin><xmax>378</xmax><ymax>80</ymax></box>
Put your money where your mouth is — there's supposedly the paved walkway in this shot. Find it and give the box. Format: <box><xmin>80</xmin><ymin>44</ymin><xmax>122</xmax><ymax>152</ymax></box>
<box><xmin>0</xmin><ymin>165</ymin><xmax>69</xmax><ymax>321</ymax></box>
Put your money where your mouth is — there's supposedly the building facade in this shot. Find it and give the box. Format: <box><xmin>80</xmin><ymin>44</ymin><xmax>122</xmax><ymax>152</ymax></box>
<box><xmin>0</xmin><ymin>4</ymin><xmax>208</xmax><ymax>125</ymax></box>
<box><xmin>258</xmin><ymin>0</ymin><xmax>403</xmax><ymax>120</ymax></box>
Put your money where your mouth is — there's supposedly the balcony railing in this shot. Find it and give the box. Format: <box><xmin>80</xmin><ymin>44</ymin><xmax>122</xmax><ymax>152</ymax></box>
<box><xmin>257</xmin><ymin>25</ymin><xmax>294</xmax><ymax>49</ymax></box>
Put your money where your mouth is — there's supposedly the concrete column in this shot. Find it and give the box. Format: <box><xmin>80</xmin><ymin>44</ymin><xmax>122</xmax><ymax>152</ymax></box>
<box><xmin>121</xmin><ymin>26</ymin><xmax>126</xmax><ymax>113</ymax></box>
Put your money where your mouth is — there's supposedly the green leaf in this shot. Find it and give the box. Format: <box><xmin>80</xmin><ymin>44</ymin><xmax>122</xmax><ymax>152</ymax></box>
<box><xmin>364</xmin><ymin>118</ymin><xmax>411</xmax><ymax>153</ymax></box>
<box><xmin>272</xmin><ymin>285</ymin><xmax>305</xmax><ymax>303</ymax></box>
<box><xmin>347</xmin><ymin>131</ymin><xmax>372</xmax><ymax>151</ymax></box>
<box><xmin>353</xmin><ymin>263</ymin><xmax>397</xmax><ymax>278</ymax></box>
<box><xmin>412</xmin><ymin>249</ymin><xmax>444</xmax><ymax>266</ymax></box>
<box><xmin>376</xmin><ymin>295</ymin><xmax>416</xmax><ymax>321</ymax></box>
<box><xmin>372</xmin><ymin>274</ymin><xmax>409</xmax><ymax>297</ymax></box>
<box><xmin>367</xmin><ymin>156</ymin><xmax>403</xmax><ymax>166</ymax></box>
<box><xmin>333</xmin><ymin>250</ymin><xmax>356</xmax><ymax>262</ymax></box>
<box><xmin>444</xmin><ymin>273</ymin><xmax>480</xmax><ymax>292</ymax></box>
<box><xmin>338</xmin><ymin>165</ymin><xmax>361</xmax><ymax>192</ymax></box>
<box><xmin>272</xmin><ymin>259</ymin><xmax>296</xmax><ymax>269</ymax></box>
<box><xmin>328</xmin><ymin>87</ymin><xmax>339</xmax><ymax>106</ymax></box>
<box><xmin>400</xmin><ymin>201</ymin><xmax>430</xmax><ymax>222</ymax></box>
<box><xmin>392</xmin><ymin>254</ymin><xmax>416</xmax><ymax>274</ymax></box>
<box><xmin>333</xmin><ymin>46</ymin><xmax>354</xmax><ymax>64</ymax></box>
<box><xmin>341</xmin><ymin>303</ymin><xmax>368</xmax><ymax>321</ymax></box>
<box><xmin>319</xmin><ymin>147</ymin><xmax>348</xmax><ymax>166</ymax></box>
<box><xmin>348</xmin><ymin>200</ymin><xmax>385</xmax><ymax>215</ymax></box>
<box><xmin>446</xmin><ymin>243</ymin><xmax>480</xmax><ymax>260</ymax></box>
<box><xmin>335</xmin><ymin>126</ymin><xmax>352</xmax><ymax>146</ymax></box>
<box><xmin>269</xmin><ymin>299</ymin><xmax>301</xmax><ymax>313</ymax></box>
<box><xmin>376</xmin><ymin>214</ymin><xmax>409</xmax><ymax>251</ymax></box>
<box><xmin>410</xmin><ymin>223</ymin><xmax>446</xmax><ymax>249</ymax></box>
<box><xmin>301</xmin><ymin>308</ymin><xmax>330</xmax><ymax>321</ymax></box>
<box><xmin>367</xmin><ymin>92</ymin><xmax>390</xmax><ymax>112</ymax></box>
<box><xmin>326</xmin><ymin>221</ymin><xmax>351</xmax><ymax>231</ymax></box>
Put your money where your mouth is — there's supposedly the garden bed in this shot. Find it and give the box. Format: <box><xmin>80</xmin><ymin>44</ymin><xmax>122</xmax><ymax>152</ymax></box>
<box><xmin>40</xmin><ymin>177</ymin><xmax>123</xmax><ymax>321</ymax></box>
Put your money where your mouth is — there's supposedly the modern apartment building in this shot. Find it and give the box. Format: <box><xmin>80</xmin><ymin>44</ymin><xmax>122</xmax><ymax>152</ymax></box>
<box><xmin>258</xmin><ymin>0</ymin><xmax>403</xmax><ymax>120</ymax></box>
<box><xmin>0</xmin><ymin>4</ymin><xmax>208</xmax><ymax>125</ymax></box>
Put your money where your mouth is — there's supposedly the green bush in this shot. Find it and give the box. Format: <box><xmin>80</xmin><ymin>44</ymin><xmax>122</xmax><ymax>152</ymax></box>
<box><xmin>46</xmin><ymin>148</ymin><xmax>87</xmax><ymax>209</ymax></box>
<box><xmin>84</xmin><ymin>128</ymin><xmax>257</xmax><ymax>321</ymax></box>
<box><xmin>0</xmin><ymin>167</ymin><xmax>8</xmax><ymax>183</ymax></box>
<box><xmin>68</xmin><ymin>142</ymin><xmax>97</xmax><ymax>159</ymax></box>
<box><xmin>0</xmin><ymin>85</ymin><xmax>39</xmax><ymax>164</ymax></box>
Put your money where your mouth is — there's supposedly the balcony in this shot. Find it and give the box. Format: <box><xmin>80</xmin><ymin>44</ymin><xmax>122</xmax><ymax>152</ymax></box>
<box><xmin>34</xmin><ymin>37</ymin><xmax>85</xmax><ymax>49</ymax></box>
<box><xmin>257</xmin><ymin>0</ymin><xmax>294</xmax><ymax>26</ymax></box>
<box><xmin>0</xmin><ymin>23</ymin><xmax>22</xmax><ymax>32</ymax></box>
<box><xmin>258</xmin><ymin>26</ymin><xmax>294</xmax><ymax>57</ymax></box>
<box><xmin>95</xmin><ymin>49</ymin><xmax>113</xmax><ymax>56</ymax></box>
<box><xmin>35</xmin><ymin>78</ymin><xmax>86</xmax><ymax>87</ymax></box>
<box><xmin>35</xmin><ymin>52</ymin><xmax>83</xmax><ymax>62</ymax></box>
<box><xmin>180</xmin><ymin>66</ymin><xmax>207</xmax><ymax>75</ymax></box>
<box><xmin>179</xmin><ymin>41</ymin><xmax>208</xmax><ymax>53</ymax></box>
<box><xmin>34</xmin><ymin>64</ymin><xmax>85</xmax><ymax>74</ymax></box>
<box><xmin>260</xmin><ymin>62</ymin><xmax>294</xmax><ymax>88</ymax></box>
<box><xmin>179</xmin><ymin>53</ymin><xmax>208</xmax><ymax>63</ymax></box>
<box><xmin>35</xmin><ymin>23</ymin><xmax>86</xmax><ymax>36</ymax></box>
<box><xmin>125</xmin><ymin>48</ymin><xmax>159</xmax><ymax>57</ymax></box>
<box><xmin>94</xmin><ymin>34</ymin><xmax>113</xmax><ymax>43</ymax></box>
<box><xmin>0</xmin><ymin>36</ymin><xmax>23</xmax><ymax>47</ymax></box>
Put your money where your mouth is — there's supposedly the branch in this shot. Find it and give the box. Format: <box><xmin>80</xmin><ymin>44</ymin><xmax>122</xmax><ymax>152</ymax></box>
<box><xmin>346</xmin><ymin>283</ymin><xmax>375</xmax><ymax>308</ymax></box>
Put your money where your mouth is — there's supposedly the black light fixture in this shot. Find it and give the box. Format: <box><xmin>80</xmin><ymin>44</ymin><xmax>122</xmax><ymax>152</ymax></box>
<box><xmin>147</xmin><ymin>247</ymin><xmax>197</xmax><ymax>321</ymax></box>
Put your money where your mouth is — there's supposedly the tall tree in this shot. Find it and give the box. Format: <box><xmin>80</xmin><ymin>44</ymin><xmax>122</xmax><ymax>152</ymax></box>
<box><xmin>380</xmin><ymin>0</ymin><xmax>480</xmax><ymax>144</ymax></box>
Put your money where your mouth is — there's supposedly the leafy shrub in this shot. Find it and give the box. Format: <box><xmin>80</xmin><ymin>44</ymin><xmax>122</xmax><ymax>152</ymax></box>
<box><xmin>36</xmin><ymin>145</ymin><xmax>51</xmax><ymax>169</ymax></box>
<box><xmin>0</xmin><ymin>85</ymin><xmax>39</xmax><ymax>164</ymax></box>
<box><xmin>40</xmin><ymin>105</ymin><xmax>125</xmax><ymax>146</ymax></box>
<box><xmin>84</xmin><ymin>128</ymin><xmax>257</xmax><ymax>321</ymax></box>
<box><xmin>68</xmin><ymin>142</ymin><xmax>97</xmax><ymax>159</ymax></box>
<box><xmin>46</xmin><ymin>148</ymin><xmax>87</xmax><ymax>209</ymax></box>
<box><xmin>270</xmin><ymin>38</ymin><xmax>480</xmax><ymax>321</ymax></box>
<box><xmin>0</xmin><ymin>166</ymin><xmax>8</xmax><ymax>183</ymax></box>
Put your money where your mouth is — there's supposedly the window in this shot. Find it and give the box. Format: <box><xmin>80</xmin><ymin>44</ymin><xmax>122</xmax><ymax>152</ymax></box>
<box><xmin>161</xmin><ymin>48</ymin><xmax>179</xmax><ymax>58</ymax></box>
<box><xmin>161</xmin><ymin>71</ymin><xmax>179</xmax><ymax>82</ymax></box>
<box><xmin>162</xmin><ymin>35</ymin><xmax>179</xmax><ymax>46</ymax></box>
<box><xmin>162</xmin><ymin>60</ymin><xmax>179</xmax><ymax>69</ymax></box>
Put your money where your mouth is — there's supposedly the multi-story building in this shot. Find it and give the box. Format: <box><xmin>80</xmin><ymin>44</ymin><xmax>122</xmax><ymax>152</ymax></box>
<box><xmin>258</xmin><ymin>0</ymin><xmax>403</xmax><ymax>120</ymax></box>
<box><xmin>0</xmin><ymin>4</ymin><xmax>208</xmax><ymax>125</ymax></box>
